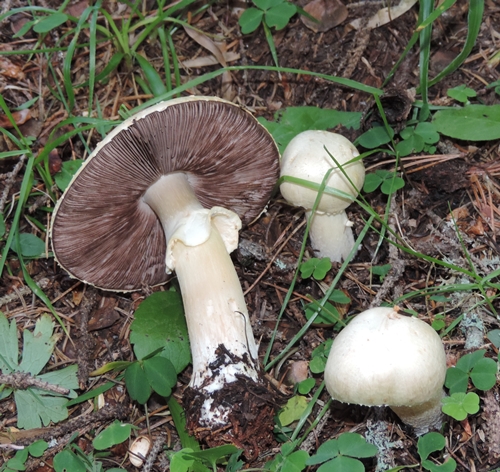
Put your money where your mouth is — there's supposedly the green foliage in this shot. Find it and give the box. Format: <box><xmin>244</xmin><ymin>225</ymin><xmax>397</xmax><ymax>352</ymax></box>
<box><xmin>487</xmin><ymin>79</ymin><xmax>500</xmax><ymax>95</ymax></box>
<box><xmin>417</xmin><ymin>432</ymin><xmax>457</xmax><ymax>472</ymax></box>
<box><xmin>239</xmin><ymin>0</ymin><xmax>297</xmax><ymax>34</ymax></box>
<box><xmin>363</xmin><ymin>170</ymin><xmax>405</xmax><ymax>195</ymax></box>
<box><xmin>2</xmin><ymin>441</ymin><xmax>48</xmax><ymax>472</ymax></box>
<box><xmin>445</xmin><ymin>349</ymin><xmax>497</xmax><ymax>394</ymax></box>
<box><xmin>395</xmin><ymin>122</ymin><xmax>439</xmax><ymax>156</ymax></box>
<box><xmin>430</xmin><ymin>295</ymin><xmax>451</xmax><ymax>303</ymax></box>
<box><xmin>92</xmin><ymin>420</ymin><xmax>136</xmax><ymax>450</ymax></box>
<box><xmin>264</xmin><ymin>442</ymin><xmax>309</xmax><ymax>472</ymax></box>
<box><xmin>124</xmin><ymin>354</ymin><xmax>177</xmax><ymax>404</ymax></box>
<box><xmin>278</xmin><ymin>395</ymin><xmax>309</xmax><ymax>426</ymax></box>
<box><xmin>433</xmin><ymin>104</ymin><xmax>500</xmax><ymax>140</ymax></box>
<box><xmin>0</xmin><ymin>313</ymin><xmax>78</xmax><ymax>429</ymax></box>
<box><xmin>130</xmin><ymin>290</ymin><xmax>191</xmax><ymax>373</ymax></box>
<box><xmin>54</xmin><ymin>159</ymin><xmax>83</xmax><ymax>191</ymax></box>
<box><xmin>135</xmin><ymin>54</ymin><xmax>168</xmax><ymax>97</ymax></box>
<box><xmin>305</xmin><ymin>433</ymin><xmax>378</xmax><ymax>472</ymax></box>
<box><xmin>441</xmin><ymin>392</ymin><xmax>480</xmax><ymax>421</ymax></box>
<box><xmin>447</xmin><ymin>84</ymin><xmax>477</xmax><ymax>103</ymax></box>
<box><xmin>297</xmin><ymin>378</ymin><xmax>315</xmax><ymax>395</ymax></box>
<box><xmin>14</xmin><ymin>11</ymin><xmax>69</xmax><ymax>36</ymax></box>
<box><xmin>259</xmin><ymin>106</ymin><xmax>362</xmax><ymax>154</ymax></box>
<box><xmin>431</xmin><ymin>313</ymin><xmax>446</xmax><ymax>331</ymax></box>
<box><xmin>299</xmin><ymin>257</ymin><xmax>332</xmax><ymax>280</ymax></box>
<box><xmin>304</xmin><ymin>290</ymin><xmax>350</xmax><ymax>328</ymax></box>
<box><xmin>169</xmin><ymin>445</ymin><xmax>240</xmax><ymax>472</ymax></box>
<box><xmin>356</xmin><ymin>125</ymin><xmax>394</xmax><ymax>149</ymax></box>
<box><xmin>167</xmin><ymin>396</ymin><xmax>201</xmax><ymax>452</ymax></box>
<box><xmin>238</xmin><ymin>0</ymin><xmax>298</xmax><ymax>68</ymax></box>
<box><xmin>487</xmin><ymin>329</ymin><xmax>500</xmax><ymax>349</ymax></box>
<box><xmin>10</xmin><ymin>233</ymin><xmax>46</xmax><ymax>258</ymax></box>
<box><xmin>371</xmin><ymin>263</ymin><xmax>392</xmax><ymax>282</ymax></box>
<box><xmin>309</xmin><ymin>339</ymin><xmax>332</xmax><ymax>374</ymax></box>
<box><xmin>52</xmin><ymin>439</ymin><xmax>127</xmax><ymax>472</ymax></box>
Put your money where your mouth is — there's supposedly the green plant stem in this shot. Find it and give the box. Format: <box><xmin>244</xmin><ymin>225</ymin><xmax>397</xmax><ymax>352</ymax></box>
<box><xmin>263</xmin><ymin>22</ymin><xmax>280</xmax><ymax>69</ymax></box>
<box><xmin>264</xmin><ymin>215</ymin><xmax>375</xmax><ymax>371</ymax></box>
<box><xmin>291</xmin><ymin>381</ymin><xmax>327</xmax><ymax>442</ymax></box>
<box><xmin>296</xmin><ymin>396</ymin><xmax>332</xmax><ymax>448</ymax></box>
<box><xmin>263</xmin><ymin>168</ymin><xmax>334</xmax><ymax>368</ymax></box>
<box><xmin>418</xmin><ymin>0</ymin><xmax>433</xmax><ymax>118</ymax></box>
<box><xmin>424</xmin><ymin>0</ymin><xmax>484</xmax><ymax>89</ymax></box>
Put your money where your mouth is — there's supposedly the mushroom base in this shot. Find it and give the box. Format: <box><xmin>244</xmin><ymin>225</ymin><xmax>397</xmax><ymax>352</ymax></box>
<box><xmin>390</xmin><ymin>390</ymin><xmax>445</xmax><ymax>436</ymax></box>
<box><xmin>183</xmin><ymin>345</ymin><xmax>279</xmax><ymax>459</ymax></box>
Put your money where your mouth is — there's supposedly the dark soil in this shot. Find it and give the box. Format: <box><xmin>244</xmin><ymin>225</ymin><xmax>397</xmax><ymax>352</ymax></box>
<box><xmin>1</xmin><ymin>0</ymin><xmax>500</xmax><ymax>471</ymax></box>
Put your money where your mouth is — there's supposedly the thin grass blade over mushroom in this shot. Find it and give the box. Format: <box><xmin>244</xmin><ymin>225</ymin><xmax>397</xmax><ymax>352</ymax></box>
<box><xmin>51</xmin><ymin>97</ymin><xmax>280</xmax><ymax>442</ymax></box>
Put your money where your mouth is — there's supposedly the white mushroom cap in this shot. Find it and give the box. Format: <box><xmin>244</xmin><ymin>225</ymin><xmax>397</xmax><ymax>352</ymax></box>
<box><xmin>129</xmin><ymin>436</ymin><xmax>152</xmax><ymax>468</ymax></box>
<box><xmin>280</xmin><ymin>130</ymin><xmax>364</xmax><ymax>214</ymax></box>
<box><xmin>324</xmin><ymin>306</ymin><xmax>447</xmax><ymax>434</ymax></box>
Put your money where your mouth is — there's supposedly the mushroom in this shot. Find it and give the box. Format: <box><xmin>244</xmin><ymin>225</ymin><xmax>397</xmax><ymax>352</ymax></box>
<box><xmin>51</xmin><ymin>96</ymin><xmax>280</xmax><ymax>430</ymax></box>
<box><xmin>279</xmin><ymin>130</ymin><xmax>365</xmax><ymax>262</ymax></box>
<box><xmin>129</xmin><ymin>436</ymin><xmax>152</xmax><ymax>468</ymax></box>
<box><xmin>324</xmin><ymin>306</ymin><xmax>447</xmax><ymax>435</ymax></box>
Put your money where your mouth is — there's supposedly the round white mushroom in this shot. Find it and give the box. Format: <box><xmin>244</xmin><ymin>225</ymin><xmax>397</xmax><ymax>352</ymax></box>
<box><xmin>324</xmin><ymin>306</ymin><xmax>447</xmax><ymax>435</ymax></box>
<box><xmin>280</xmin><ymin>130</ymin><xmax>365</xmax><ymax>262</ymax></box>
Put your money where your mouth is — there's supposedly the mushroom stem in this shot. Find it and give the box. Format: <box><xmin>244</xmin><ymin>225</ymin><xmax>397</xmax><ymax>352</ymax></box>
<box><xmin>390</xmin><ymin>391</ymin><xmax>445</xmax><ymax>436</ymax></box>
<box><xmin>306</xmin><ymin>210</ymin><xmax>355</xmax><ymax>262</ymax></box>
<box><xmin>143</xmin><ymin>172</ymin><xmax>260</xmax><ymax>425</ymax></box>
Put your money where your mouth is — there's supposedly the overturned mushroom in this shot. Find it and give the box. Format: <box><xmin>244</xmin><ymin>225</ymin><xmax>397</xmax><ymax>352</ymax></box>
<box><xmin>51</xmin><ymin>96</ymin><xmax>280</xmax><ymax>437</ymax></box>
<box><xmin>324</xmin><ymin>306</ymin><xmax>447</xmax><ymax>435</ymax></box>
<box><xmin>280</xmin><ymin>130</ymin><xmax>365</xmax><ymax>262</ymax></box>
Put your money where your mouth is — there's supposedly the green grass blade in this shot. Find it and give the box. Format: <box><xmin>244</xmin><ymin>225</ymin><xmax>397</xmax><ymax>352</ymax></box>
<box><xmin>168</xmin><ymin>32</ymin><xmax>182</xmax><ymax>94</ymax></box>
<box><xmin>76</xmin><ymin>52</ymin><xmax>124</xmax><ymax>88</ymax></box>
<box><xmin>158</xmin><ymin>27</ymin><xmax>173</xmax><ymax>92</ymax></box>
<box><xmin>62</xmin><ymin>6</ymin><xmax>94</xmax><ymax>111</ymax></box>
<box><xmin>87</xmin><ymin>0</ymin><xmax>101</xmax><ymax>116</ymax></box>
<box><xmin>136</xmin><ymin>54</ymin><xmax>167</xmax><ymax>96</ymax></box>
<box><xmin>99</xmin><ymin>9</ymin><xmax>130</xmax><ymax>56</ymax></box>
<box><xmin>383</xmin><ymin>0</ymin><xmax>456</xmax><ymax>87</ymax></box>
<box><xmin>131</xmin><ymin>65</ymin><xmax>382</xmax><ymax>114</ymax></box>
<box><xmin>167</xmin><ymin>396</ymin><xmax>200</xmax><ymax>451</ymax></box>
<box><xmin>263</xmin><ymin>168</ymin><xmax>336</xmax><ymax>368</ymax></box>
<box><xmin>418</xmin><ymin>0</ymin><xmax>433</xmax><ymax>119</ymax></box>
<box><xmin>263</xmin><ymin>22</ymin><xmax>279</xmax><ymax>68</ymax></box>
<box><xmin>426</xmin><ymin>0</ymin><xmax>484</xmax><ymax>87</ymax></box>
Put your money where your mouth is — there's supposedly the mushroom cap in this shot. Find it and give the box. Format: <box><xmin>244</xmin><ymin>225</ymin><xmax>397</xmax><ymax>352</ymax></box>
<box><xmin>51</xmin><ymin>96</ymin><xmax>280</xmax><ymax>291</ymax></box>
<box><xmin>324</xmin><ymin>307</ymin><xmax>447</xmax><ymax>408</ymax></box>
<box><xmin>280</xmin><ymin>130</ymin><xmax>364</xmax><ymax>214</ymax></box>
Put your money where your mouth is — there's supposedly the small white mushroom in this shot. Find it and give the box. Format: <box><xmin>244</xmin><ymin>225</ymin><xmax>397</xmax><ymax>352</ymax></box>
<box><xmin>129</xmin><ymin>436</ymin><xmax>151</xmax><ymax>468</ymax></box>
<box><xmin>324</xmin><ymin>306</ymin><xmax>447</xmax><ymax>435</ymax></box>
<box><xmin>280</xmin><ymin>130</ymin><xmax>365</xmax><ymax>262</ymax></box>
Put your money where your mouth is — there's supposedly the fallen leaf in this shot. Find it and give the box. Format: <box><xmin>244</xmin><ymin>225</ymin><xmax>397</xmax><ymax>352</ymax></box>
<box><xmin>349</xmin><ymin>0</ymin><xmax>418</xmax><ymax>30</ymax></box>
<box><xmin>182</xmin><ymin>51</ymin><xmax>240</xmax><ymax>68</ymax></box>
<box><xmin>467</xmin><ymin>218</ymin><xmax>484</xmax><ymax>236</ymax></box>
<box><xmin>447</xmin><ymin>206</ymin><xmax>469</xmax><ymax>221</ymax></box>
<box><xmin>183</xmin><ymin>25</ymin><xmax>235</xmax><ymax>100</ymax></box>
<box><xmin>48</xmin><ymin>149</ymin><xmax>62</xmax><ymax>175</ymax></box>
<box><xmin>0</xmin><ymin>109</ymin><xmax>31</xmax><ymax>128</ymax></box>
<box><xmin>0</xmin><ymin>57</ymin><xmax>25</xmax><ymax>80</ymax></box>
<box><xmin>301</xmin><ymin>0</ymin><xmax>348</xmax><ymax>33</ymax></box>
<box><xmin>66</xmin><ymin>0</ymin><xmax>89</xmax><ymax>18</ymax></box>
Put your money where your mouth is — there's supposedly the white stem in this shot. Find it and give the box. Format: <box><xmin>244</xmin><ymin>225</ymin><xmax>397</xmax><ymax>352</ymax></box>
<box><xmin>143</xmin><ymin>173</ymin><xmax>259</xmax><ymax>425</ymax></box>
<box><xmin>390</xmin><ymin>389</ymin><xmax>445</xmax><ymax>436</ymax></box>
<box><xmin>306</xmin><ymin>210</ymin><xmax>355</xmax><ymax>262</ymax></box>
